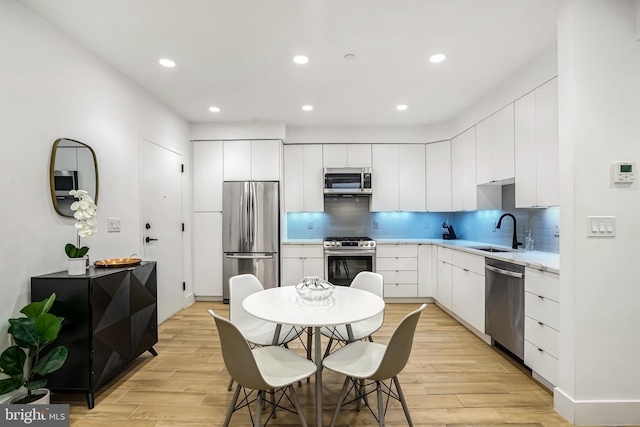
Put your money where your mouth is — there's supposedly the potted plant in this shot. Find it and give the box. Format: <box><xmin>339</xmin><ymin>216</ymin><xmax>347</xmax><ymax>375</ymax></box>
<box><xmin>66</xmin><ymin>189</ymin><xmax>97</xmax><ymax>275</ymax></box>
<box><xmin>0</xmin><ymin>293</ymin><xmax>68</xmax><ymax>404</ymax></box>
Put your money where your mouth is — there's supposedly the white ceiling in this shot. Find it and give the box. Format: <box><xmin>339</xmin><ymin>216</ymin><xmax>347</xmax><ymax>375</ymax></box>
<box><xmin>19</xmin><ymin>0</ymin><xmax>557</xmax><ymax>127</ymax></box>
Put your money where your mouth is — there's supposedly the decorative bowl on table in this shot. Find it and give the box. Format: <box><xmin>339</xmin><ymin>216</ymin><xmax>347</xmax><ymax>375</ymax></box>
<box><xmin>295</xmin><ymin>276</ymin><xmax>335</xmax><ymax>303</ymax></box>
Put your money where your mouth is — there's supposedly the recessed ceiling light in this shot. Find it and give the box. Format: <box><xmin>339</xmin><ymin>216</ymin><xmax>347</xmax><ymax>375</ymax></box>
<box><xmin>396</xmin><ymin>104</ymin><xmax>408</xmax><ymax>111</ymax></box>
<box><xmin>302</xmin><ymin>105</ymin><xmax>314</xmax><ymax>111</ymax></box>
<box><xmin>209</xmin><ymin>106</ymin><xmax>221</xmax><ymax>113</ymax></box>
<box><xmin>344</xmin><ymin>54</ymin><xmax>356</xmax><ymax>60</ymax></box>
<box><xmin>159</xmin><ymin>58</ymin><xmax>176</xmax><ymax>67</ymax></box>
<box><xmin>429</xmin><ymin>53</ymin><xmax>446</xmax><ymax>63</ymax></box>
<box><xmin>293</xmin><ymin>55</ymin><xmax>309</xmax><ymax>64</ymax></box>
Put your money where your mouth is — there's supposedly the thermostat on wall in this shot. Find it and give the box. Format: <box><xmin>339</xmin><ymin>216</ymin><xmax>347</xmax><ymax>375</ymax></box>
<box><xmin>613</xmin><ymin>161</ymin><xmax>635</xmax><ymax>183</ymax></box>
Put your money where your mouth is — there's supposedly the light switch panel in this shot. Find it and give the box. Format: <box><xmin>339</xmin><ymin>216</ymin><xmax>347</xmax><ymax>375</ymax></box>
<box><xmin>587</xmin><ymin>216</ymin><xmax>615</xmax><ymax>237</ymax></box>
<box><xmin>107</xmin><ymin>218</ymin><xmax>121</xmax><ymax>232</ymax></box>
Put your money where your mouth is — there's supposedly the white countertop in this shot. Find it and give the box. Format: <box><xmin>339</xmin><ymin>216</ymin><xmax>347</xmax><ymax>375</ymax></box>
<box><xmin>283</xmin><ymin>238</ymin><xmax>559</xmax><ymax>274</ymax></box>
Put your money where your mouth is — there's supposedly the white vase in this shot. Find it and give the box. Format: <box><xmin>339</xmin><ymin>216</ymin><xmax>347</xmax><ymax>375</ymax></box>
<box><xmin>10</xmin><ymin>388</ymin><xmax>50</xmax><ymax>404</ymax></box>
<box><xmin>68</xmin><ymin>257</ymin><xmax>87</xmax><ymax>275</ymax></box>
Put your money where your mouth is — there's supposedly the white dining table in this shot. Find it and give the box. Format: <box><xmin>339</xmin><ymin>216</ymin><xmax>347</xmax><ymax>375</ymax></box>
<box><xmin>242</xmin><ymin>285</ymin><xmax>385</xmax><ymax>427</ymax></box>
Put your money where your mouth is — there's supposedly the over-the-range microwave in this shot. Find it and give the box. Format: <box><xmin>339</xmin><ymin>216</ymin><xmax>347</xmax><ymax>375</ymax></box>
<box><xmin>323</xmin><ymin>167</ymin><xmax>372</xmax><ymax>195</ymax></box>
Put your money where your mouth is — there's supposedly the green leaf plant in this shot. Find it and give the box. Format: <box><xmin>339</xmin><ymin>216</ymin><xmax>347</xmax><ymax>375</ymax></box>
<box><xmin>0</xmin><ymin>293</ymin><xmax>68</xmax><ymax>403</ymax></box>
<box><xmin>65</xmin><ymin>243</ymin><xmax>89</xmax><ymax>258</ymax></box>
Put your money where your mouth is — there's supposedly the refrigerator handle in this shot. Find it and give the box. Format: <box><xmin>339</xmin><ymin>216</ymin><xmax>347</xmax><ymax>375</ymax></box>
<box><xmin>243</xmin><ymin>184</ymin><xmax>251</xmax><ymax>244</ymax></box>
<box><xmin>249</xmin><ymin>182</ymin><xmax>255</xmax><ymax>243</ymax></box>
<box><xmin>225</xmin><ymin>253</ymin><xmax>274</xmax><ymax>259</ymax></box>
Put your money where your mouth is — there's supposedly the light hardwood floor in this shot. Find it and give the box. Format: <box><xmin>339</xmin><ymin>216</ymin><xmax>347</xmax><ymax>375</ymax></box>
<box><xmin>54</xmin><ymin>301</ymin><xmax>575</xmax><ymax>427</ymax></box>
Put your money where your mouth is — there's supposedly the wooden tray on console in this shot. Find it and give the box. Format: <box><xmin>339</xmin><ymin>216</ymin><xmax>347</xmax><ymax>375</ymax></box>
<box><xmin>94</xmin><ymin>258</ymin><xmax>142</xmax><ymax>268</ymax></box>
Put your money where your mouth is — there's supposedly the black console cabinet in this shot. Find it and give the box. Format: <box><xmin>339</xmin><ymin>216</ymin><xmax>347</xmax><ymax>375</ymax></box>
<box><xmin>31</xmin><ymin>262</ymin><xmax>158</xmax><ymax>409</ymax></box>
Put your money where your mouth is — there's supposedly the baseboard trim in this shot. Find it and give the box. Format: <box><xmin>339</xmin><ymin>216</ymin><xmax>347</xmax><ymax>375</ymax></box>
<box><xmin>555</xmin><ymin>387</ymin><xmax>640</xmax><ymax>425</ymax></box>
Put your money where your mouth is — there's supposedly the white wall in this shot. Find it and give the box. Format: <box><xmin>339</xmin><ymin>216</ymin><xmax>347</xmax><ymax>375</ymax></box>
<box><xmin>0</xmin><ymin>0</ymin><xmax>191</xmax><ymax>349</ymax></box>
<box><xmin>555</xmin><ymin>1</ymin><xmax>640</xmax><ymax>424</ymax></box>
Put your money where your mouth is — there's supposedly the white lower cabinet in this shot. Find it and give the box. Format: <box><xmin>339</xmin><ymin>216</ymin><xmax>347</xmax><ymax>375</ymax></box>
<box><xmin>377</xmin><ymin>244</ymin><xmax>418</xmax><ymax>298</ymax></box>
<box><xmin>451</xmin><ymin>251</ymin><xmax>485</xmax><ymax>333</ymax></box>
<box><xmin>524</xmin><ymin>267</ymin><xmax>560</xmax><ymax>386</ymax></box>
<box><xmin>417</xmin><ymin>244</ymin><xmax>434</xmax><ymax>297</ymax></box>
<box><xmin>281</xmin><ymin>244</ymin><xmax>324</xmax><ymax>286</ymax></box>
<box><xmin>193</xmin><ymin>212</ymin><xmax>223</xmax><ymax>297</ymax></box>
<box><xmin>436</xmin><ymin>247</ymin><xmax>453</xmax><ymax>310</ymax></box>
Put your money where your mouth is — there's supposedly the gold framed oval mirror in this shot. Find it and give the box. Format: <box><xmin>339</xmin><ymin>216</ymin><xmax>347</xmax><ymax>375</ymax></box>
<box><xmin>49</xmin><ymin>138</ymin><xmax>99</xmax><ymax>217</ymax></box>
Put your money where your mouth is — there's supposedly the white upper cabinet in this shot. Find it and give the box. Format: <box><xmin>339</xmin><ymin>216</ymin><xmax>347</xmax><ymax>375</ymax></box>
<box><xmin>284</xmin><ymin>144</ymin><xmax>324</xmax><ymax>212</ymax></box>
<box><xmin>398</xmin><ymin>144</ymin><xmax>426</xmax><ymax>211</ymax></box>
<box><xmin>476</xmin><ymin>104</ymin><xmax>515</xmax><ymax>184</ymax></box>
<box><xmin>426</xmin><ymin>140</ymin><xmax>452</xmax><ymax>212</ymax></box>
<box><xmin>451</xmin><ymin>128</ymin><xmax>477</xmax><ymax>211</ymax></box>
<box><xmin>193</xmin><ymin>141</ymin><xmax>223</xmax><ymax>211</ymax></box>
<box><xmin>371</xmin><ymin>144</ymin><xmax>424</xmax><ymax>211</ymax></box>
<box><xmin>323</xmin><ymin>144</ymin><xmax>372</xmax><ymax>168</ymax></box>
<box><xmin>223</xmin><ymin>140</ymin><xmax>281</xmax><ymax>181</ymax></box>
<box><xmin>371</xmin><ymin>144</ymin><xmax>399</xmax><ymax>211</ymax></box>
<box><xmin>515</xmin><ymin>78</ymin><xmax>559</xmax><ymax>207</ymax></box>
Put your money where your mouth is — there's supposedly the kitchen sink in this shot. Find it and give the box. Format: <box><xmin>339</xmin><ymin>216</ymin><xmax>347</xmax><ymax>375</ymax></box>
<box><xmin>468</xmin><ymin>246</ymin><xmax>517</xmax><ymax>253</ymax></box>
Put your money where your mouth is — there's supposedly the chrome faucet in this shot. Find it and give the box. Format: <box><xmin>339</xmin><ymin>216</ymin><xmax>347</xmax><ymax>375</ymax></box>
<box><xmin>496</xmin><ymin>213</ymin><xmax>522</xmax><ymax>250</ymax></box>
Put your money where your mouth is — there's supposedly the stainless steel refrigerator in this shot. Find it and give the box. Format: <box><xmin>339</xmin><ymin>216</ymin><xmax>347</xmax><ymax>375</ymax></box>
<box><xmin>222</xmin><ymin>181</ymin><xmax>279</xmax><ymax>303</ymax></box>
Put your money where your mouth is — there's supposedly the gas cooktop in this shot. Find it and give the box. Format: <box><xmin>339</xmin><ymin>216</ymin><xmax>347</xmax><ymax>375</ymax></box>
<box><xmin>324</xmin><ymin>236</ymin><xmax>374</xmax><ymax>242</ymax></box>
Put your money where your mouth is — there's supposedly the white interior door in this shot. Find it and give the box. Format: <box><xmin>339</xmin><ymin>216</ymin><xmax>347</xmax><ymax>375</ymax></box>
<box><xmin>141</xmin><ymin>138</ymin><xmax>184</xmax><ymax>322</ymax></box>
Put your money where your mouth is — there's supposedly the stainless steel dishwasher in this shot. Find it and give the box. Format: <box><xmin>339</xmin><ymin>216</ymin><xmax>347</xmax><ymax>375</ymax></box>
<box><xmin>485</xmin><ymin>258</ymin><xmax>525</xmax><ymax>360</ymax></box>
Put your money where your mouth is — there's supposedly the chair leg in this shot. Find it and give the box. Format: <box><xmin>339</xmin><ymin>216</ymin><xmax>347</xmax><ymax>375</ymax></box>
<box><xmin>270</xmin><ymin>388</ymin><xmax>277</xmax><ymax>418</ymax></box>
<box><xmin>227</xmin><ymin>377</ymin><xmax>234</xmax><ymax>391</ymax></box>
<box><xmin>329</xmin><ymin>377</ymin><xmax>351</xmax><ymax>427</ymax></box>
<box><xmin>323</xmin><ymin>337</ymin><xmax>334</xmax><ymax>358</ymax></box>
<box><xmin>356</xmin><ymin>378</ymin><xmax>367</xmax><ymax>411</ymax></box>
<box><xmin>254</xmin><ymin>390</ymin><xmax>263</xmax><ymax>427</ymax></box>
<box><xmin>393</xmin><ymin>376</ymin><xmax>414</xmax><ymax>427</ymax></box>
<box><xmin>376</xmin><ymin>381</ymin><xmax>385</xmax><ymax>427</ymax></box>
<box><xmin>288</xmin><ymin>385</ymin><xmax>308</xmax><ymax>427</ymax></box>
<box><xmin>223</xmin><ymin>384</ymin><xmax>241</xmax><ymax>427</ymax></box>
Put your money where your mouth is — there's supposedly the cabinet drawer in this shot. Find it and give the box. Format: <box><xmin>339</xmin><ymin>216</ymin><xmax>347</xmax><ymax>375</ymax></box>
<box><xmin>282</xmin><ymin>245</ymin><xmax>323</xmax><ymax>258</ymax></box>
<box><xmin>524</xmin><ymin>316</ymin><xmax>559</xmax><ymax>358</ymax></box>
<box><xmin>379</xmin><ymin>270</ymin><xmax>418</xmax><ymax>285</ymax></box>
<box><xmin>525</xmin><ymin>291</ymin><xmax>559</xmax><ymax>331</ymax></box>
<box><xmin>383</xmin><ymin>284</ymin><xmax>418</xmax><ymax>298</ymax></box>
<box><xmin>438</xmin><ymin>247</ymin><xmax>452</xmax><ymax>263</ymax></box>
<box><xmin>452</xmin><ymin>251</ymin><xmax>485</xmax><ymax>275</ymax></box>
<box><xmin>376</xmin><ymin>245</ymin><xmax>418</xmax><ymax>258</ymax></box>
<box><xmin>376</xmin><ymin>257</ymin><xmax>418</xmax><ymax>271</ymax></box>
<box><xmin>524</xmin><ymin>341</ymin><xmax>558</xmax><ymax>386</ymax></box>
<box><xmin>525</xmin><ymin>268</ymin><xmax>559</xmax><ymax>302</ymax></box>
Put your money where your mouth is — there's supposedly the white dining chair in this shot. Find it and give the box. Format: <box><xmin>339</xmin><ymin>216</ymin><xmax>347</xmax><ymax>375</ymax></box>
<box><xmin>321</xmin><ymin>271</ymin><xmax>384</xmax><ymax>357</ymax></box>
<box><xmin>227</xmin><ymin>274</ymin><xmax>303</xmax><ymax>390</ymax></box>
<box><xmin>209</xmin><ymin>309</ymin><xmax>317</xmax><ymax>427</ymax></box>
<box><xmin>322</xmin><ymin>303</ymin><xmax>427</xmax><ymax>427</ymax></box>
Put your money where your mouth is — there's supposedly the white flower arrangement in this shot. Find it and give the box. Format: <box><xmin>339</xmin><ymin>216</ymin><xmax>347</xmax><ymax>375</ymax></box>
<box><xmin>65</xmin><ymin>189</ymin><xmax>98</xmax><ymax>258</ymax></box>
<box><xmin>69</xmin><ymin>189</ymin><xmax>98</xmax><ymax>237</ymax></box>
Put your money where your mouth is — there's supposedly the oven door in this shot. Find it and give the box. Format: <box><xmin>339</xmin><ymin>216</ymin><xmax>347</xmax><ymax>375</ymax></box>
<box><xmin>324</xmin><ymin>250</ymin><xmax>376</xmax><ymax>287</ymax></box>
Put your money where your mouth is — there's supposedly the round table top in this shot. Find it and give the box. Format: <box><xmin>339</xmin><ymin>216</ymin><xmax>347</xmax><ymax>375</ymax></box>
<box><xmin>242</xmin><ymin>286</ymin><xmax>385</xmax><ymax>327</ymax></box>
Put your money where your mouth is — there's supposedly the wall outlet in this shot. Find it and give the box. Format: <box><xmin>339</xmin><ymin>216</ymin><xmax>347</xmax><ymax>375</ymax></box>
<box><xmin>373</xmin><ymin>221</ymin><xmax>379</xmax><ymax>229</ymax></box>
<box><xmin>492</xmin><ymin>220</ymin><xmax>497</xmax><ymax>232</ymax></box>
<box><xmin>554</xmin><ymin>224</ymin><xmax>560</xmax><ymax>236</ymax></box>
<box><xmin>424</xmin><ymin>222</ymin><xmax>430</xmax><ymax>229</ymax></box>
<box><xmin>307</xmin><ymin>221</ymin><xmax>314</xmax><ymax>229</ymax></box>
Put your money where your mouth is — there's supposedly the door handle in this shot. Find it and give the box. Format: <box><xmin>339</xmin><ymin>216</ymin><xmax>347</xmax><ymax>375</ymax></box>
<box><xmin>145</xmin><ymin>237</ymin><xmax>158</xmax><ymax>243</ymax></box>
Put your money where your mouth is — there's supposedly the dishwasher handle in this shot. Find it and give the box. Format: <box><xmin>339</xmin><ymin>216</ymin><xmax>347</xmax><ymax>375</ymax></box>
<box><xmin>486</xmin><ymin>264</ymin><xmax>524</xmax><ymax>279</ymax></box>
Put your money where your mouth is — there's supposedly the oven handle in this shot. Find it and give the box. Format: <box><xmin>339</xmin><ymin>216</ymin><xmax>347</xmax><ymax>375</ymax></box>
<box><xmin>324</xmin><ymin>250</ymin><xmax>377</xmax><ymax>256</ymax></box>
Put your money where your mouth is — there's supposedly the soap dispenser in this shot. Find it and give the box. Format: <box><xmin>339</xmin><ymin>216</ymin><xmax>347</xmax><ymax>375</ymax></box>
<box><xmin>524</xmin><ymin>230</ymin><xmax>534</xmax><ymax>251</ymax></box>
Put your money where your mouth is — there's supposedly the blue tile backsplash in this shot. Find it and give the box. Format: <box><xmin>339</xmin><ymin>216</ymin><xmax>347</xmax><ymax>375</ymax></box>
<box><xmin>286</xmin><ymin>186</ymin><xmax>560</xmax><ymax>254</ymax></box>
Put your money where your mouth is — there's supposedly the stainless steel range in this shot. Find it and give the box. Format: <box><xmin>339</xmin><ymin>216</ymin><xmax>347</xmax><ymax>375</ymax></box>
<box><xmin>323</xmin><ymin>237</ymin><xmax>376</xmax><ymax>287</ymax></box>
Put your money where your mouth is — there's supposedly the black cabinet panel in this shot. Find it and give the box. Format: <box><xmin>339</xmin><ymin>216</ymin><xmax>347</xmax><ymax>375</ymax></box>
<box><xmin>31</xmin><ymin>262</ymin><xmax>157</xmax><ymax>409</ymax></box>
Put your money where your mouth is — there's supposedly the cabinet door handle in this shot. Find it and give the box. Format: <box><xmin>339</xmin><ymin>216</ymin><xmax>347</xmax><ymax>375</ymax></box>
<box><xmin>463</xmin><ymin>268</ymin><xmax>469</xmax><ymax>272</ymax></box>
<box><xmin>538</xmin><ymin>321</ymin><xmax>544</xmax><ymax>326</ymax></box>
<box><xmin>538</xmin><ymin>295</ymin><xmax>544</xmax><ymax>299</ymax></box>
<box><xmin>538</xmin><ymin>348</ymin><xmax>544</xmax><ymax>352</ymax></box>
<box><xmin>145</xmin><ymin>237</ymin><xmax>158</xmax><ymax>243</ymax></box>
